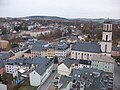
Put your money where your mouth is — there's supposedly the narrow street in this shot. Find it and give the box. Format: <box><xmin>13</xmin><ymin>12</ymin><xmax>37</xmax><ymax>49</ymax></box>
<box><xmin>38</xmin><ymin>70</ymin><xmax>57</xmax><ymax>90</ymax></box>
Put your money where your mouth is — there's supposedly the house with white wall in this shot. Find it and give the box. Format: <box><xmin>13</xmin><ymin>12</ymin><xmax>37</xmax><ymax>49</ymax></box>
<box><xmin>5</xmin><ymin>57</ymin><xmax>53</xmax><ymax>78</ymax></box>
<box><xmin>58</xmin><ymin>59</ymin><xmax>78</xmax><ymax>76</ymax></box>
<box><xmin>55</xmin><ymin>41</ymin><xmax>71</xmax><ymax>59</ymax></box>
<box><xmin>0</xmin><ymin>84</ymin><xmax>7</xmax><ymax>90</ymax></box>
<box><xmin>29</xmin><ymin>58</ymin><xmax>53</xmax><ymax>86</ymax></box>
<box><xmin>58</xmin><ymin>58</ymin><xmax>91</xmax><ymax>76</ymax></box>
<box><xmin>5</xmin><ymin>58</ymin><xmax>30</xmax><ymax>77</ymax></box>
<box><xmin>30</xmin><ymin>29</ymin><xmax>51</xmax><ymax>37</ymax></box>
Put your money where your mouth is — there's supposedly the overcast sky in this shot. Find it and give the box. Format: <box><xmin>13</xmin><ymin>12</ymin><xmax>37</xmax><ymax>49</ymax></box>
<box><xmin>0</xmin><ymin>0</ymin><xmax>120</xmax><ymax>19</ymax></box>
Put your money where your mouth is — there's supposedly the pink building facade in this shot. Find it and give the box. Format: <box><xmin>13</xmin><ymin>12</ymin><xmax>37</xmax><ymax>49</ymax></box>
<box><xmin>0</xmin><ymin>68</ymin><xmax>5</xmax><ymax>76</ymax></box>
<box><xmin>112</xmin><ymin>47</ymin><xmax>120</xmax><ymax>56</ymax></box>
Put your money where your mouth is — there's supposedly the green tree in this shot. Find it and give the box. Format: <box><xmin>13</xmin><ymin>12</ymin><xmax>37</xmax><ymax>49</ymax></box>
<box><xmin>11</xmin><ymin>43</ymin><xmax>19</xmax><ymax>48</ymax></box>
<box><xmin>2</xmin><ymin>29</ymin><xmax>7</xmax><ymax>34</ymax></box>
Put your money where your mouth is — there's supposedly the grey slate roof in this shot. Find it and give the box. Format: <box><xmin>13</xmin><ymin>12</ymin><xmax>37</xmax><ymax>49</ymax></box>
<box><xmin>72</xmin><ymin>69</ymin><xmax>82</xmax><ymax>81</ymax></box>
<box><xmin>72</xmin><ymin>68</ymin><xmax>113</xmax><ymax>90</ymax></box>
<box><xmin>35</xmin><ymin>40</ymin><xmax>48</xmax><ymax>45</ymax></box>
<box><xmin>0</xmin><ymin>60</ymin><xmax>5</xmax><ymax>69</ymax></box>
<box><xmin>55</xmin><ymin>42</ymin><xmax>70</xmax><ymax>51</ymax></box>
<box><xmin>32</xmin><ymin>44</ymin><xmax>48</xmax><ymax>51</ymax></box>
<box><xmin>72</xmin><ymin>68</ymin><xmax>103</xmax><ymax>82</ymax></box>
<box><xmin>62</xmin><ymin>58</ymin><xmax>91</xmax><ymax>68</ymax></box>
<box><xmin>5</xmin><ymin>59</ymin><xmax>15</xmax><ymax>65</ymax></box>
<box><xmin>5</xmin><ymin>57</ymin><xmax>53</xmax><ymax>75</ymax></box>
<box><xmin>79</xmin><ymin>60</ymin><xmax>91</xmax><ymax>65</ymax></box>
<box><xmin>72</xmin><ymin>42</ymin><xmax>101</xmax><ymax>53</ymax></box>
<box><xmin>35</xmin><ymin>59</ymin><xmax>52</xmax><ymax>75</ymax></box>
<box><xmin>0</xmin><ymin>52</ymin><xmax>14</xmax><ymax>59</ymax></box>
<box><xmin>31</xmin><ymin>40</ymin><xmax>49</xmax><ymax>51</ymax></box>
<box><xmin>63</xmin><ymin>58</ymin><xmax>79</xmax><ymax>68</ymax></box>
<box><xmin>112</xmin><ymin>47</ymin><xmax>120</xmax><ymax>51</ymax></box>
<box><xmin>6</xmin><ymin>57</ymin><xmax>51</xmax><ymax>65</ymax></box>
<box><xmin>11</xmin><ymin>47</ymin><xmax>20</xmax><ymax>53</ymax></box>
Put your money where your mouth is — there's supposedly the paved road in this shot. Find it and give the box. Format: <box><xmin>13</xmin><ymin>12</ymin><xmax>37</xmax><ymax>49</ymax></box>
<box><xmin>114</xmin><ymin>63</ymin><xmax>120</xmax><ymax>90</ymax></box>
<box><xmin>37</xmin><ymin>68</ymin><xmax>57</xmax><ymax>90</ymax></box>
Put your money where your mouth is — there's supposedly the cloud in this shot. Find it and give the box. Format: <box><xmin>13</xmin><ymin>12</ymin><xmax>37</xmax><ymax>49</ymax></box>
<box><xmin>0</xmin><ymin>0</ymin><xmax>119</xmax><ymax>18</ymax></box>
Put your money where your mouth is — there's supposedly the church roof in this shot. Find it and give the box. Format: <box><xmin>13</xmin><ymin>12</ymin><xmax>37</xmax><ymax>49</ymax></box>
<box><xmin>72</xmin><ymin>42</ymin><xmax>101</xmax><ymax>53</ymax></box>
<box><xmin>104</xmin><ymin>19</ymin><xmax>112</xmax><ymax>24</ymax></box>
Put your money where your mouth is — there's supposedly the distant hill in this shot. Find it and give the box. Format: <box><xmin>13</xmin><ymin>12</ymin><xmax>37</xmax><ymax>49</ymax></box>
<box><xmin>3</xmin><ymin>15</ymin><xmax>119</xmax><ymax>24</ymax></box>
<box><xmin>23</xmin><ymin>16</ymin><xmax>68</xmax><ymax>21</ymax></box>
<box><xmin>22</xmin><ymin>16</ymin><xmax>109</xmax><ymax>23</ymax></box>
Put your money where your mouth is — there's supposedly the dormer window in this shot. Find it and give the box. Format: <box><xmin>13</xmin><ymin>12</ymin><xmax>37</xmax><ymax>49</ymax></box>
<box><xmin>78</xmin><ymin>75</ymin><xmax>80</xmax><ymax>77</ymax></box>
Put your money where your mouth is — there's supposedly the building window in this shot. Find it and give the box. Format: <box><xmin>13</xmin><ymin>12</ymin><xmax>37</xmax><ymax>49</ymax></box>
<box><xmin>106</xmin><ymin>35</ymin><xmax>108</xmax><ymax>41</ymax></box>
<box><xmin>87</xmin><ymin>54</ymin><xmax>89</xmax><ymax>59</ymax></box>
<box><xmin>81</xmin><ymin>53</ymin><xmax>83</xmax><ymax>59</ymax></box>
<box><xmin>76</xmin><ymin>52</ymin><xmax>77</xmax><ymax>59</ymax></box>
<box><xmin>107</xmin><ymin>24</ymin><xmax>108</xmax><ymax>31</ymax></box>
<box><xmin>105</xmin><ymin>44</ymin><xmax>107</xmax><ymax>52</ymax></box>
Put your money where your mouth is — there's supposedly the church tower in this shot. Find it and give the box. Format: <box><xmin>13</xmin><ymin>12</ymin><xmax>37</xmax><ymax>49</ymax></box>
<box><xmin>100</xmin><ymin>19</ymin><xmax>112</xmax><ymax>56</ymax></box>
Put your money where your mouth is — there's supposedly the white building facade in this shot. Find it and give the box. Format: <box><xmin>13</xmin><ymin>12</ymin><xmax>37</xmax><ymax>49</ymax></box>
<box><xmin>5</xmin><ymin>64</ymin><xmax>30</xmax><ymax>77</ymax></box>
<box><xmin>71</xmin><ymin>51</ymin><xmax>100</xmax><ymax>60</ymax></box>
<box><xmin>58</xmin><ymin>63</ymin><xmax>72</xmax><ymax>76</ymax></box>
<box><xmin>30</xmin><ymin>62</ymin><xmax>53</xmax><ymax>86</ymax></box>
<box><xmin>30</xmin><ymin>30</ymin><xmax>51</xmax><ymax>37</ymax></box>
<box><xmin>55</xmin><ymin>48</ymin><xmax>71</xmax><ymax>58</ymax></box>
<box><xmin>55</xmin><ymin>42</ymin><xmax>71</xmax><ymax>59</ymax></box>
